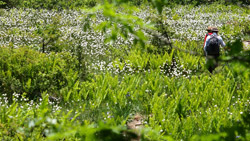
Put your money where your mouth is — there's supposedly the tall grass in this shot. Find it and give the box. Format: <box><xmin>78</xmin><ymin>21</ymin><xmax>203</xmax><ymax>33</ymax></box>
<box><xmin>0</xmin><ymin>3</ymin><xmax>250</xmax><ymax>140</ymax></box>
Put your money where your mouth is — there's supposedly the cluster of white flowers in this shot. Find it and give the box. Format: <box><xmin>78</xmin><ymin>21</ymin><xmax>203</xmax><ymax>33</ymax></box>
<box><xmin>161</xmin><ymin>5</ymin><xmax>250</xmax><ymax>41</ymax></box>
<box><xmin>0</xmin><ymin>93</ymin><xmax>64</xmax><ymax>114</ymax></box>
<box><xmin>159</xmin><ymin>59</ymin><xmax>193</xmax><ymax>78</ymax></box>
<box><xmin>0</xmin><ymin>8</ymin><xmax>134</xmax><ymax>73</ymax></box>
<box><xmin>0</xmin><ymin>6</ymin><xmax>248</xmax><ymax>76</ymax></box>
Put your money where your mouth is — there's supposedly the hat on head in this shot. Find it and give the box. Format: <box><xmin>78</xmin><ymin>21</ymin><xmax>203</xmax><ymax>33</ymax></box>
<box><xmin>212</xmin><ymin>27</ymin><xmax>219</xmax><ymax>32</ymax></box>
<box><xmin>206</xmin><ymin>26</ymin><xmax>212</xmax><ymax>31</ymax></box>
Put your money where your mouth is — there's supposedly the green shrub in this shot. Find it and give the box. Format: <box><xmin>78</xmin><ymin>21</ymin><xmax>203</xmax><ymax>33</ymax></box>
<box><xmin>0</xmin><ymin>0</ymin><xmax>21</xmax><ymax>8</ymax></box>
<box><xmin>0</xmin><ymin>47</ymin><xmax>79</xmax><ymax>100</ymax></box>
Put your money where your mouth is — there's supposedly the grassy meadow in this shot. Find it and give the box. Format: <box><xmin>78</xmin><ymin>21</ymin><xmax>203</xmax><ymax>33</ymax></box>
<box><xmin>0</xmin><ymin>1</ymin><xmax>250</xmax><ymax>140</ymax></box>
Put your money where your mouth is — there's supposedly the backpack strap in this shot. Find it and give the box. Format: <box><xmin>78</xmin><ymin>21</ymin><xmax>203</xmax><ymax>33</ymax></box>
<box><xmin>209</xmin><ymin>34</ymin><xmax>217</xmax><ymax>40</ymax></box>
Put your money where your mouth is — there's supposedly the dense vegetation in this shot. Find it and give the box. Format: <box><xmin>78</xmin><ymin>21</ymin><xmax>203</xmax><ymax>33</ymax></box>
<box><xmin>0</xmin><ymin>0</ymin><xmax>250</xmax><ymax>140</ymax></box>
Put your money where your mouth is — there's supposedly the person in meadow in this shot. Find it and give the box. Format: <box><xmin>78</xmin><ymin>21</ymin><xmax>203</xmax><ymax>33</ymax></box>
<box><xmin>203</xmin><ymin>26</ymin><xmax>213</xmax><ymax>49</ymax></box>
<box><xmin>204</xmin><ymin>27</ymin><xmax>226</xmax><ymax>73</ymax></box>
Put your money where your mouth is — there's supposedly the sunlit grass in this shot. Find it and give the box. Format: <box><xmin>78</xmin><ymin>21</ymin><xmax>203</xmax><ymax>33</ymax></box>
<box><xmin>0</xmin><ymin>3</ymin><xmax>250</xmax><ymax>140</ymax></box>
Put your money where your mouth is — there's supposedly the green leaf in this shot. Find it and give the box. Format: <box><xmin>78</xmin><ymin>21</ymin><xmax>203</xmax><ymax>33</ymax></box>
<box><xmin>153</xmin><ymin>0</ymin><xmax>164</xmax><ymax>14</ymax></box>
<box><xmin>0</xmin><ymin>1</ymin><xmax>6</xmax><ymax>6</ymax></box>
<box><xmin>25</xmin><ymin>78</ymin><xmax>32</xmax><ymax>91</ymax></box>
<box><xmin>227</xmin><ymin>39</ymin><xmax>243</xmax><ymax>55</ymax></box>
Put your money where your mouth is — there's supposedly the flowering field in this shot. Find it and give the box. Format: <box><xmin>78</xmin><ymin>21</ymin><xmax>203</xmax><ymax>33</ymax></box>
<box><xmin>1</xmin><ymin>2</ymin><xmax>250</xmax><ymax>140</ymax></box>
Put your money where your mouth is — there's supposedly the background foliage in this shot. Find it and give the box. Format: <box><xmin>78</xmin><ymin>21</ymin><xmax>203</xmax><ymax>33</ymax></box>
<box><xmin>0</xmin><ymin>0</ymin><xmax>250</xmax><ymax>140</ymax></box>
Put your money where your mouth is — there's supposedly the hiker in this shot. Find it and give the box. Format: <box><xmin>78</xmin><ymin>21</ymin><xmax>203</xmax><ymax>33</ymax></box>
<box><xmin>203</xmin><ymin>26</ymin><xmax>213</xmax><ymax>49</ymax></box>
<box><xmin>203</xmin><ymin>26</ymin><xmax>213</xmax><ymax>56</ymax></box>
<box><xmin>204</xmin><ymin>27</ymin><xmax>226</xmax><ymax>73</ymax></box>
